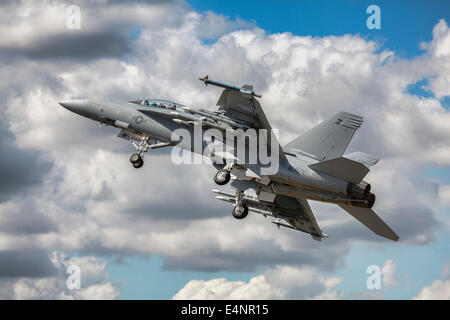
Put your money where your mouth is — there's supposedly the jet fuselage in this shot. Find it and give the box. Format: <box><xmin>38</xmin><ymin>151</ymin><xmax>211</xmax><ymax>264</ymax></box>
<box><xmin>59</xmin><ymin>98</ymin><xmax>370</xmax><ymax>207</ymax></box>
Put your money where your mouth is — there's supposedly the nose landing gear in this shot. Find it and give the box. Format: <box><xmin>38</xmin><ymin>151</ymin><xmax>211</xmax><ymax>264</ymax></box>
<box><xmin>128</xmin><ymin>134</ymin><xmax>177</xmax><ymax>169</ymax></box>
<box><xmin>130</xmin><ymin>153</ymin><xmax>144</xmax><ymax>168</ymax></box>
<box><xmin>129</xmin><ymin>135</ymin><xmax>154</xmax><ymax>169</ymax></box>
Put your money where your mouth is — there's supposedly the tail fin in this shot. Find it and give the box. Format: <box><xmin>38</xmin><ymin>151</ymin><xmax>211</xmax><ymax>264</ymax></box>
<box><xmin>284</xmin><ymin>111</ymin><xmax>363</xmax><ymax>161</ymax></box>
<box><xmin>339</xmin><ymin>205</ymin><xmax>399</xmax><ymax>241</ymax></box>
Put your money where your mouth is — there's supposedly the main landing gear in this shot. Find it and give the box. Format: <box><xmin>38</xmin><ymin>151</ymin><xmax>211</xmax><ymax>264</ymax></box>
<box><xmin>232</xmin><ymin>190</ymin><xmax>248</xmax><ymax>219</ymax></box>
<box><xmin>214</xmin><ymin>169</ymin><xmax>231</xmax><ymax>185</ymax></box>
<box><xmin>212</xmin><ymin>165</ymin><xmax>247</xmax><ymax>219</ymax></box>
<box><xmin>232</xmin><ymin>203</ymin><xmax>248</xmax><ymax>219</ymax></box>
<box><xmin>213</xmin><ymin>163</ymin><xmax>234</xmax><ymax>185</ymax></box>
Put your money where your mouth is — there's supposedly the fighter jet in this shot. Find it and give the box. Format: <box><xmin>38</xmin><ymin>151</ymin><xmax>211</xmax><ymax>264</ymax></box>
<box><xmin>59</xmin><ymin>76</ymin><xmax>399</xmax><ymax>242</ymax></box>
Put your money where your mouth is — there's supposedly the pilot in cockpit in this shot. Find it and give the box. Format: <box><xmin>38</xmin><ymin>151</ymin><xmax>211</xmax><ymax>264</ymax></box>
<box><xmin>142</xmin><ymin>100</ymin><xmax>176</xmax><ymax>110</ymax></box>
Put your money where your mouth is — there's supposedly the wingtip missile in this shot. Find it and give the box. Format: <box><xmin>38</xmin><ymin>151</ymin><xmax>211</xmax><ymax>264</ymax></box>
<box><xmin>198</xmin><ymin>75</ymin><xmax>261</xmax><ymax>98</ymax></box>
<box><xmin>199</xmin><ymin>75</ymin><xmax>209</xmax><ymax>86</ymax></box>
<box><xmin>211</xmin><ymin>189</ymin><xmax>235</xmax><ymax>197</ymax></box>
<box><xmin>215</xmin><ymin>196</ymin><xmax>235</xmax><ymax>204</ymax></box>
<box><xmin>271</xmin><ymin>221</ymin><xmax>327</xmax><ymax>241</ymax></box>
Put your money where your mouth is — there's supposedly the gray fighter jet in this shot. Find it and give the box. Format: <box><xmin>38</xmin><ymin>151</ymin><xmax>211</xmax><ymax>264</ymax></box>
<box><xmin>59</xmin><ymin>76</ymin><xmax>399</xmax><ymax>241</ymax></box>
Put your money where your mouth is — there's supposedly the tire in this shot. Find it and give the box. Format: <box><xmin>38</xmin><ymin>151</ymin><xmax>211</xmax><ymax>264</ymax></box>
<box><xmin>133</xmin><ymin>159</ymin><xmax>144</xmax><ymax>168</ymax></box>
<box><xmin>130</xmin><ymin>153</ymin><xmax>141</xmax><ymax>164</ymax></box>
<box><xmin>232</xmin><ymin>204</ymin><xmax>248</xmax><ymax>219</ymax></box>
<box><xmin>214</xmin><ymin>169</ymin><xmax>230</xmax><ymax>185</ymax></box>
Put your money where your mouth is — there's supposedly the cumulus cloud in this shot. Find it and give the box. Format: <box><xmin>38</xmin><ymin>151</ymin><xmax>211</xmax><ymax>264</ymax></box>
<box><xmin>414</xmin><ymin>279</ymin><xmax>450</xmax><ymax>300</ymax></box>
<box><xmin>0</xmin><ymin>0</ymin><xmax>183</xmax><ymax>61</ymax></box>
<box><xmin>173</xmin><ymin>265</ymin><xmax>342</xmax><ymax>299</ymax></box>
<box><xmin>381</xmin><ymin>259</ymin><xmax>397</xmax><ymax>287</ymax></box>
<box><xmin>0</xmin><ymin>117</ymin><xmax>52</xmax><ymax>203</ymax></box>
<box><xmin>0</xmin><ymin>0</ymin><xmax>253</xmax><ymax>62</ymax></box>
<box><xmin>0</xmin><ymin>0</ymin><xmax>449</xmax><ymax>299</ymax></box>
<box><xmin>0</xmin><ymin>251</ymin><xmax>119</xmax><ymax>300</ymax></box>
<box><xmin>421</xmin><ymin>19</ymin><xmax>450</xmax><ymax>98</ymax></box>
<box><xmin>439</xmin><ymin>185</ymin><xmax>450</xmax><ymax>206</ymax></box>
<box><xmin>0</xmin><ymin>200</ymin><xmax>58</xmax><ymax>235</ymax></box>
<box><xmin>0</xmin><ymin>250</ymin><xmax>57</xmax><ymax>278</ymax></box>
<box><xmin>414</xmin><ymin>262</ymin><xmax>450</xmax><ymax>300</ymax></box>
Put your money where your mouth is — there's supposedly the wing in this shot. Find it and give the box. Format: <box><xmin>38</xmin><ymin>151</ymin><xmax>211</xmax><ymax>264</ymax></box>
<box><xmin>216</xmin><ymin>88</ymin><xmax>285</xmax><ymax>160</ymax></box>
<box><xmin>275</xmin><ymin>196</ymin><xmax>326</xmax><ymax>241</ymax></box>
<box><xmin>216</xmin><ymin>88</ymin><xmax>271</xmax><ymax>130</ymax></box>
<box><xmin>197</xmin><ymin>76</ymin><xmax>286</xmax><ymax>163</ymax></box>
<box><xmin>284</xmin><ymin>111</ymin><xmax>363</xmax><ymax>161</ymax></box>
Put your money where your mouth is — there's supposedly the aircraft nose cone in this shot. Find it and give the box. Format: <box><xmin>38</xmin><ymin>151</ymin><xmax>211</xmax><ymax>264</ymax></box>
<box><xmin>59</xmin><ymin>99</ymin><xmax>88</xmax><ymax>115</ymax></box>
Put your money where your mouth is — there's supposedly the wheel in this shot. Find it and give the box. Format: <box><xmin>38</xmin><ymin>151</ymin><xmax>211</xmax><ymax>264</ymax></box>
<box><xmin>130</xmin><ymin>153</ymin><xmax>142</xmax><ymax>164</ymax></box>
<box><xmin>132</xmin><ymin>159</ymin><xmax>144</xmax><ymax>168</ymax></box>
<box><xmin>232</xmin><ymin>204</ymin><xmax>248</xmax><ymax>219</ymax></box>
<box><xmin>214</xmin><ymin>169</ymin><xmax>230</xmax><ymax>185</ymax></box>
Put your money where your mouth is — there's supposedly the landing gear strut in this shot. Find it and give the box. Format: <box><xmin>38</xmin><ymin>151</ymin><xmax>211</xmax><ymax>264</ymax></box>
<box><xmin>232</xmin><ymin>190</ymin><xmax>248</xmax><ymax>219</ymax></box>
<box><xmin>130</xmin><ymin>135</ymin><xmax>154</xmax><ymax>169</ymax></box>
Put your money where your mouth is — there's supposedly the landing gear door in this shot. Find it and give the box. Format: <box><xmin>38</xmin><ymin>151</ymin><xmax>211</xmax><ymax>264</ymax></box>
<box><xmin>117</xmin><ymin>129</ymin><xmax>143</xmax><ymax>142</ymax></box>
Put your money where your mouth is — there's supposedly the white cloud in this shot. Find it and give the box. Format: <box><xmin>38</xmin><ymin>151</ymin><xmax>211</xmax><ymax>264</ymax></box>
<box><xmin>0</xmin><ymin>0</ymin><xmax>449</xmax><ymax>299</ymax></box>
<box><xmin>381</xmin><ymin>259</ymin><xmax>397</xmax><ymax>287</ymax></box>
<box><xmin>0</xmin><ymin>0</ymin><xmax>446</xmax><ymax>262</ymax></box>
<box><xmin>0</xmin><ymin>252</ymin><xmax>119</xmax><ymax>300</ymax></box>
<box><xmin>422</xmin><ymin>19</ymin><xmax>450</xmax><ymax>98</ymax></box>
<box><xmin>173</xmin><ymin>265</ymin><xmax>342</xmax><ymax>300</ymax></box>
<box><xmin>439</xmin><ymin>185</ymin><xmax>450</xmax><ymax>206</ymax></box>
<box><xmin>0</xmin><ymin>0</ymin><xmax>186</xmax><ymax>50</ymax></box>
<box><xmin>414</xmin><ymin>279</ymin><xmax>450</xmax><ymax>300</ymax></box>
<box><xmin>414</xmin><ymin>261</ymin><xmax>450</xmax><ymax>300</ymax></box>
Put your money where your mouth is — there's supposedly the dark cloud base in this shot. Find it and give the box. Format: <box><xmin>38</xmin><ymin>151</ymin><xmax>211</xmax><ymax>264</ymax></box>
<box><xmin>0</xmin><ymin>118</ymin><xmax>53</xmax><ymax>203</ymax></box>
<box><xmin>0</xmin><ymin>250</ymin><xmax>57</xmax><ymax>278</ymax></box>
<box><xmin>1</xmin><ymin>32</ymin><xmax>132</xmax><ymax>62</ymax></box>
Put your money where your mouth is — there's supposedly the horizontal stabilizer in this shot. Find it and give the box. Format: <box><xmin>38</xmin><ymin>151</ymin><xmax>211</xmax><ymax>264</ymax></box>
<box><xmin>339</xmin><ymin>205</ymin><xmax>399</xmax><ymax>241</ymax></box>
<box><xmin>309</xmin><ymin>157</ymin><xmax>369</xmax><ymax>184</ymax></box>
<box><xmin>344</xmin><ymin>152</ymin><xmax>379</xmax><ymax>168</ymax></box>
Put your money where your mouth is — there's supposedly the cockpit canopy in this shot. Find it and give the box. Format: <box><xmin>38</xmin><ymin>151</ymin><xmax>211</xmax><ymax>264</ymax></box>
<box><xmin>130</xmin><ymin>99</ymin><xmax>186</xmax><ymax>111</ymax></box>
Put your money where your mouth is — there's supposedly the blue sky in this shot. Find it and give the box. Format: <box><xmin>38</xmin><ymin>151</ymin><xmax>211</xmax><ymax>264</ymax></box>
<box><xmin>100</xmin><ymin>0</ymin><xmax>450</xmax><ymax>299</ymax></box>
<box><xmin>189</xmin><ymin>0</ymin><xmax>450</xmax><ymax>57</ymax></box>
